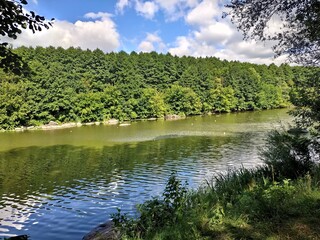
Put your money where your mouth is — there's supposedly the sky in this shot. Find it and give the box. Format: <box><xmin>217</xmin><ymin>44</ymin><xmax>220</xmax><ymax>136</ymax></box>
<box><xmin>8</xmin><ymin>0</ymin><xmax>287</xmax><ymax>65</ymax></box>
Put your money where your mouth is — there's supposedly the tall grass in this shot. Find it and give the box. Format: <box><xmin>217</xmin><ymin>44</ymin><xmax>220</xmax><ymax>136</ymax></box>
<box><xmin>261</xmin><ymin>129</ymin><xmax>317</xmax><ymax>179</ymax></box>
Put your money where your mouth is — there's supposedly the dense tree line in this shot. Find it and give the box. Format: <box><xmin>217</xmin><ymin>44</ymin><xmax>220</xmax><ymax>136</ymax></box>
<box><xmin>0</xmin><ymin>46</ymin><xmax>315</xmax><ymax>130</ymax></box>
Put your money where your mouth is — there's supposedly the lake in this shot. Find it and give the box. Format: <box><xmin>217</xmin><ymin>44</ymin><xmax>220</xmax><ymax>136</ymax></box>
<box><xmin>0</xmin><ymin>109</ymin><xmax>291</xmax><ymax>239</ymax></box>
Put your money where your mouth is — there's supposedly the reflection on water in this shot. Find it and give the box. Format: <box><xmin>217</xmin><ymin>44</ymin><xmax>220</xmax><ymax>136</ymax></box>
<box><xmin>0</xmin><ymin>109</ymin><xmax>291</xmax><ymax>239</ymax></box>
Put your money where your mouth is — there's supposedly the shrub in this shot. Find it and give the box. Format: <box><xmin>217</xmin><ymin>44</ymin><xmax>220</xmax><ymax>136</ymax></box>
<box><xmin>212</xmin><ymin>166</ymin><xmax>271</xmax><ymax>204</ymax></box>
<box><xmin>235</xmin><ymin>179</ymin><xmax>296</xmax><ymax>221</ymax></box>
<box><xmin>261</xmin><ymin>129</ymin><xmax>316</xmax><ymax>179</ymax></box>
<box><xmin>111</xmin><ymin>172</ymin><xmax>188</xmax><ymax>238</ymax></box>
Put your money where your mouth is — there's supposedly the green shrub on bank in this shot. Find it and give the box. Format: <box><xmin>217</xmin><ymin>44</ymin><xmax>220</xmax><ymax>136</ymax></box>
<box><xmin>112</xmin><ymin>165</ymin><xmax>320</xmax><ymax>239</ymax></box>
<box><xmin>112</xmin><ymin>173</ymin><xmax>189</xmax><ymax>239</ymax></box>
<box><xmin>261</xmin><ymin>128</ymin><xmax>320</xmax><ymax>181</ymax></box>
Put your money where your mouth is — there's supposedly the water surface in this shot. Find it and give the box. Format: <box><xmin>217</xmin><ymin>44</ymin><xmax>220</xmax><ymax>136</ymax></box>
<box><xmin>0</xmin><ymin>109</ymin><xmax>290</xmax><ymax>239</ymax></box>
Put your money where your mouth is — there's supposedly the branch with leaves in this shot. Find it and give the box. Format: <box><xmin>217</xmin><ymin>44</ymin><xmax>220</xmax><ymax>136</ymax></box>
<box><xmin>0</xmin><ymin>0</ymin><xmax>54</xmax><ymax>74</ymax></box>
<box><xmin>225</xmin><ymin>0</ymin><xmax>320</xmax><ymax>66</ymax></box>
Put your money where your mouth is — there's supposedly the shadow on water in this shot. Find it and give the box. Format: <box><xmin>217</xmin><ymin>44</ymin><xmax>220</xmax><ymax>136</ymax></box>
<box><xmin>0</xmin><ymin>133</ymin><xmax>263</xmax><ymax>239</ymax></box>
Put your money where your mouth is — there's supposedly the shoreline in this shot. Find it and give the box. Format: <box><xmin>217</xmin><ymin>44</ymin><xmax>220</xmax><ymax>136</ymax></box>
<box><xmin>4</xmin><ymin>114</ymin><xmax>187</xmax><ymax>133</ymax></box>
<box><xmin>10</xmin><ymin>119</ymin><xmax>128</xmax><ymax>132</ymax></box>
<box><xmin>0</xmin><ymin>108</ymin><xmax>292</xmax><ymax>133</ymax></box>
<box><xmin>82</xmin><ymin>221</ymin><xmax>119</xmax><ymax>240</ymax></box>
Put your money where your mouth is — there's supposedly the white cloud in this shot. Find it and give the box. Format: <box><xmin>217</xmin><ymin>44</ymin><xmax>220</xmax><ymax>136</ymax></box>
<box><xmin>229</xmin><ymin>40</ymin><xmax>274</xmax><ymax>59</ymax></box>
<box><xmin>194</xmin><ymin>22</ymin><xmax>234</xmax><ymax>45</ymax></box>
<box><xmin>6</xmin><ymin>12</ymin><xmax>120</xmax><ymax>52</ymax></box>
<box><xmin>138</xmin><ymin>32</ymin><xmax>166</xmax><ymax>52</ymax></box>
<box><xmin>154</xmin><ymin>0</ymin><xmax>200</xmax><ymax>21</ymax></box>
<box><xmin>167</xmin><ymin>0</ymin><xmax>288</xmax><ymax>65</ymax></box>
<box><xmin>119</xmin><ymin>0</ymin><xmax>200</xmax><ymax>21</ymax></box>
<box><xmin>214</xmin><ymin>48</ymin><xmax>285</xmax><ymax>65</ymax></box>
<box><xmin>113</xmin><ymin>0</ymin><xmax>286</xmax><ymax>64</ymax></box>
<box><xmin>169</xmin><ymin>32</ymin><xmax>285</xmax><ymax>65</ymax></box>
<box><xmin>155</xmin><ymin>0</ymin><xmax>199</xmax><ymax>14</ymax></box>
<box><xmin>135</xmin><ymin>1</ymin><xmax>159</xmax><ymax>19</ymax></box>
<box><xmin>169</xmin><ymin>36</ymin><xmax>192</xmax><ymax>56</ymax></box>
<box><xmin>138</xmin><ymin>41</ymin><xmax>155</xmax><ymax>52</ymax></box>
<box><xmin>31</xmin><ymin>0</ymin><xmax>38</xmax><ymax>4</ymax></box>
<box><xmin>154</xmin><ymin>0</ymin><xmax>180</xmax><ymax>14</ymax></box>
<box><xmin>84</xmin><ymin>12</ymin><xmax>113</xmax><ymax>21</ymax></box>
<box><xmin>4</xmin><ymin>0</ymin><xmax>286</xmax><ymax>65</ymax></box>
<box><xmin>116</xmin><ymin>0</ymin><xmax>130</xmax><ymax>14</ymax></box>
<box><xmin>185</xmin><ymin>0</ymin><xmax>220</xmax><ymax>26</ymax></box>
<box><xmin>145</xmin><ymin>32</ymin><xmax>161</xmax><ymax>43</ymax></box>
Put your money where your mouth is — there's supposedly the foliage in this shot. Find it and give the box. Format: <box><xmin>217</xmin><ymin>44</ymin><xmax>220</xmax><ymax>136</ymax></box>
<box><xmin>226</xmin><ymin>0</ymin><xmax>320</xmax><ymax>66</ymax></box>
<box><xmin>261</xmin><ymin>129</ymin><xmax>319</xmax><ymax>180</ymax></box>
<box><xmin>212</xmin><ymin>166</ymin><xmax>271</xmax><ymax>204</ymax></box>
<box><xmin>112</xmin><ymin>172</ymin><xmax>188</xmax><ymax>238</ymax></box>
<box><xmin>112</xmin><ymin>165</ymin><xmax>320</xmax><ymax>240</ymax></box>
<box><xmin>227</xmin><ymin>0</ymin><xmax>320</xmax><ymax>194</ymax></box>
<box><xmin>207</xmin><ymin>84</ymin><xmax>237</xmax><ymax>112</ymax></box>
<box><xmin>164</xmin><ymin>85</ymin><xmax>202</xmax><ymax>115</ymax></box>
<box><xmin>0</xmin><ymin>0</ymin><xmax>53</xmax><ymax>74</ymax></box>
<box><xmin>257</xmin><ymin>83</ymin><xmax>288</xmax><ymax>109</ymax></box>
<box><xmin>290</xmin><ymin>69</ymin><xmax>320</xmax><ymax>131</ymax></box>
<box><xmin>0</xmin><ymin>47</ymin><xmax>305</xmax><ymax>129</ymax></box>
<box><xmin>74</xmin><ymin>92</ymin><xmax>104</xmax><ymax>123</ymax></box>
<box><xmin>135</xmin><ymin>88</ymin><xmax>167</xmax><ymax>118</ymax></box>
<box><xmin>236</xmin><ymin>179</ymin><xmax>296</xmax><ymax>221</ymax></box>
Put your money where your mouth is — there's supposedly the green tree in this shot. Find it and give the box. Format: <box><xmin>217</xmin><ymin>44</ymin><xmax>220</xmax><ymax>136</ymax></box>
<box><xmin>0</xmin><ymin>0</ymin><xmax>53</xmax><ymax>74</ymax></box>
<box><xmin>164</xmin><ymin>85</ymin><xmax>202</xmax><ymax>116</ymax></box>
<box><xmin>228</xmin><ymin>0</ymin><xmax>320</xmax><ymax>179</ymax></box>
<box><xmin>226</xmin><ymin>0</ymin><xmax>320</xmax><ymax>65</ymax></box>
<box><xmin>224</xmin><ymin>64</ymin><xmax>262</xmax><ymax>110</ymax></box>
<box><xmin>74</xmin><ymin>92</ymin><xmax>104</xmax><ymax>123</ymax></box>
<box><xmin>227</xmin><ymin>0</ymin><xmax>320</xmax><ymax>129</ymax></box>
<box><xmin>136</xmin><ymin>88</ymin><xmax>167</xmax><ymax>118</ymax></box>
<box><xmin>207</xmin><ymin>84</ymin><xmax>237</xmax><ymax>113</ymax></box>
<box><xmin>0</xmin><ymin>73</ymin><xmax>29</xmax><ymax>129</ymax></box>
<box><xmin>257</xmin><ymin>83</ymin><xmax>285</xmax><ymax>109</ymax></box>
<box><xmin>101</xmin><ymin>85</ymin><xmax>123</xmax><ymax>120</ymax></box>
<box><xmin>0</xmin><ymin>47</ymin><xmax>304</xmax><ymax>129</ymax></box>
<box><xmin>290</xmin><ymin>70</ymin><xmax>320</xmax><ymax>130</ymax></box>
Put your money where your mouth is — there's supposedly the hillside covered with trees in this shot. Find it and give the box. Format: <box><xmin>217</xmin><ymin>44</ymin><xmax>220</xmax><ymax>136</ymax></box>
<box><xmin>0</xmin><ymin>46</ymin><xmax>316</xmax><ymax>130</ymax></box>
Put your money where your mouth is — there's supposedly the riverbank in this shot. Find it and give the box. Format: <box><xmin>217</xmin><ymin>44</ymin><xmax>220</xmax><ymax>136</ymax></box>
<box><xmin>105</xmin><ymin>166</ymin><xmax>320</xmax><ymax>240</ymax></box>
<box><xmin>3</xmin><ymin>114</ymin><xmax>188</xmax><ymax>133</ymax></box>
<box><xmin>99</xmin><ymin>129</ymin><xmax>320</xmax><ymax>240</ymax></box>
<box><xmin>2</xmin><ymin>107</ymin><xmax>293</xmax><ymax>133</ymax></box>
<box><xmin>11</xmin><ymin>119</ymin><xmax>119</xmax><ymax>132</ymax></box>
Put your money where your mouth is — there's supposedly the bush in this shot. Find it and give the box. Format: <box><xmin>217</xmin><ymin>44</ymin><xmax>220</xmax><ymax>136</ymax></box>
<box><xmin>111</xmin><ymin>172</ymin><xmax>188</xmax><ymax>238</ymax></box>
<box><xmin>235</xmin><ymin>179</ymin><xmax>296</xmax><ymax>221</ymax></box>
<box><xmin>212</xmin><ymin>166</ymin><xmax>271</xmax><ymax>204</ymax></box>
<box><xmin>261</xmin><ymin>129</ymin><xmax>316</xmax><ymax>180</ymax></box>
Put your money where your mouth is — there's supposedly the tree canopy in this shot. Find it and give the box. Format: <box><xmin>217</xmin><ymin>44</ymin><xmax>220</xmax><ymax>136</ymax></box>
<box><xmin>227</xmin><ymin>0</ymin><xmax>320</xmax><ymax>133</ymax></box>
<box><xmin>226</xmin><ymin>0</ymin><xmax>320</xmax><ymax>66</ymax></box>
<box><xmin>0</xmin><ymin>46</ymin><xmax>306</xmax><ymax>130</ymax></box>
<box><xmin>0</xmin><ymin>0</ymin><xmax>53</xmax><ymax>74</ymax></box>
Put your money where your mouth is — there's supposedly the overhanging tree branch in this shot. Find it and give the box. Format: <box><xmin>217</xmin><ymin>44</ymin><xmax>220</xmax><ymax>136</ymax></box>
<box><xmin>0</xmin><ymin>0</ymin><xmax>54</xmax><ymax>74</ymax></box>
<box><xmin>225</xmin><ymin>0</ymin><xmax>320</xmax><ymax>66</ymax></box>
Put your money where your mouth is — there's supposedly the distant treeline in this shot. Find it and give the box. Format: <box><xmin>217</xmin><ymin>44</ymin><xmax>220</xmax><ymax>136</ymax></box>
<box><xmin>0</xmin><ymin>46</ymin><xmax>315</xmax><ymax>129</ymax></box>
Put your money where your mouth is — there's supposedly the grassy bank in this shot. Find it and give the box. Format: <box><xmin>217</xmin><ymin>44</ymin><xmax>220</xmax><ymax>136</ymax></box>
<box><xmin>112</xmin><ymin>130</ymin><xmax>320</xmax><ymax>240</ymax></box>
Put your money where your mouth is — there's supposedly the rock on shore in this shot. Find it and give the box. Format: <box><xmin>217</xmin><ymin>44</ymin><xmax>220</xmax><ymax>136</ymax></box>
<box><xmin>82</xmin><ymin>221</ymin><xmax>120</xmax><ymax>240</ymax></box>
<box><xmin>165</xmin><ymin>114</ymin><xmax>186</xmax><ymax>120</ymax></box>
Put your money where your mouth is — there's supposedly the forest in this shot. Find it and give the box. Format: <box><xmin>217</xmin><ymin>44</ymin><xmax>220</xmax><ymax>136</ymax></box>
<box><xmin>0</xmin><ymin>46</ymin><xmax>317</xmax><ymax>130</ymax></box>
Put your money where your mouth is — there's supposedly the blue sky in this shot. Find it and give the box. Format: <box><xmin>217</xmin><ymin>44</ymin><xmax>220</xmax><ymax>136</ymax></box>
<box><xmin>10</xmin><ymin>0</ymin><xmax>286</xmax><ymax>64</ymax></box>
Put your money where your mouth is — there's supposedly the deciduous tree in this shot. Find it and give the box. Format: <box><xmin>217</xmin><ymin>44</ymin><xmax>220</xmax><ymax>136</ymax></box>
<box><xmin>226</xmin><ymin>0</ymin><xmax>320</xmax><ymax>66</ymax></box>
<box><xmin>0</xmin><ymin>0</ymin><xmax>53</xmax><ymax>74</ymax></box>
